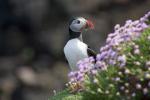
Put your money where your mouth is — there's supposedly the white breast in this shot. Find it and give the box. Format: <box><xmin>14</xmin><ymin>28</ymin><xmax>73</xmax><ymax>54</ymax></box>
<box><xmin>64</xmin><ymin>39</ymin><xmax>88</xmax><ymax>70</ymax></box>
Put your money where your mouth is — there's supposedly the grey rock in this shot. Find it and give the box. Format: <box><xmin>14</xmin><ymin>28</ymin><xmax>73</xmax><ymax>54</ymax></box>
<box><xmin>83</xmin><ymin>13</ymin><xmax>111</xmax><ymax>52</ymax></box>
<box><xmin>37</xmin><ymin>23</ymin><xmax>68</xmax><ymax>57</ymax></box>
<box><xmin>11</xmin><ymin>0</ymin><xmax>49</xmax><ymax>26</ymax></box>
<box><xmin>16</xmin><ymin>67</ymin><xmax>37</xmax><ymax>86</ymax></box>
<box><xmin>55</xmin><ymin>0</ymin><xmax>111</xmax><ymax>14</ymax></box>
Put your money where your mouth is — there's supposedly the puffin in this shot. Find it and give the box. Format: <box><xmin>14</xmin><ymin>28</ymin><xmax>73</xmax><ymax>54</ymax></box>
<box><xmin>64</xmin><ymin>17</ymin><xmax>97</xmax><ymax>71</ymax></box>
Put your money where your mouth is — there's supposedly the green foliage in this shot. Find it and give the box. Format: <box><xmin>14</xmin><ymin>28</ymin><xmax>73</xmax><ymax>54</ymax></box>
<box><xmin>49</xmin><ymin>90</ymin><xmax>82</xmax><ymax>100</ymax></box>
<box><xmin>50</xmin><ymin>28</ymin><xmax>150</xmax><ymax>100</ymax></box>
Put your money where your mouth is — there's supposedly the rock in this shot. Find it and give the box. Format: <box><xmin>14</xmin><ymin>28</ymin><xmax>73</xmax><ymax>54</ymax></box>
<box><xmin>51</xmin><ymin>61</ymin><xmax>69</xmax><ymax>81</ymax></box>
<box><xmin>11</xmin><ymin>0</ymin><xmax>49</xmax><ymax>27</ymax></box>
<box><xmin>16</xmin><ymin>67</ymin><xmax>37</xmax><ymax>86</ymax></box>
<box><xmin>3</xmin><ymin>27</ymin><xmax>26</xmax><ymax>54</ymax></box>
<box><xmin>37</xmin><ymin>23</ymin><xmax>67</xmax><ymax>58</ymax></box>
<box><xmin>0</xmin><ymin>77</ymin><xmax>16</xmax><ymax>94</ymax></box>
<box><xmin>83</xmin><ymin>13</ymin><xmax>111</xmax><ymax>52</ymax></box>
<box><xmin>32</xmin><ymin>54</ymin><xmax>52</xmax><ymax>71</ymax></box>
<box><xmin>111</xmin><ymin>0</ymin><xmax>150</xmax><ymax>26</ymax></box>
<box><xmin>55</xmin><ymin>0</ymin><xmax>111</xmax><ymax>14</ymax></box>
<box><xmin>0</xmin><ymin>57</ymin><xmax>18</xmax><ymax>73</ymax></box>
<box><xmin>24</xmin><ymin>89</ymin><xmax>50</xmax><ymax>100</ymax></box>
<box><xmin>0</xmin><ymin>76</ymin><xmax>17</xmax><ymax>100</ymax></box>
<box><xmin>113</xmin><ymin>0</ymin><xmax>130</xmax><ymax>4</ymax></box>
<box><xmin>35</xmin><ymin>61</ymin><xmax>69</xmax><ymax>90</ymax></box>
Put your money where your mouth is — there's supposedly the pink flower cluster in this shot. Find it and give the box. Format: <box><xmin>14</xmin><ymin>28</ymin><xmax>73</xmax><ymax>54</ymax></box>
<box><xmin>68</xmin><ymin>11</ymin><xmax>150</xmax><ymax>85</ymax></box>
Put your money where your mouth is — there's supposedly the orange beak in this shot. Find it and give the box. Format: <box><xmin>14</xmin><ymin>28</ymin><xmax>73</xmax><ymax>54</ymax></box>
<box><xmin>80</xmin><ymin>19</ymin><xmax>94</xmax><ymax>32</ymax></box>
<box><xmin>86</xmin><ymin>19</ymin><xmax>94</xmax><ymax>29</ymax></box>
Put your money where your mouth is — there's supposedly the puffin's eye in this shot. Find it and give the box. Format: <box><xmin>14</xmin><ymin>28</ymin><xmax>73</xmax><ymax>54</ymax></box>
<box><xmin>77</xmin><ymin>20</ymin><xmax>80</xmax><ymax>24</ymax></box>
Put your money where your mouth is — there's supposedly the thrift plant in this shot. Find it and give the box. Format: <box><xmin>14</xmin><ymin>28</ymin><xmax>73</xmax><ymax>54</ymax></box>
<box><xmin>50</xmin><ymin>11</ymin><xmax>150</xmax><ymax>100</ymax></box>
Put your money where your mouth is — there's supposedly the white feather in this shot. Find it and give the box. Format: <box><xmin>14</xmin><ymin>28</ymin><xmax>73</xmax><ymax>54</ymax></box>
<box><xmin>64</xmin><ymin>39</ymin><xmax>88</xmax><ymax>70</ymax></box>
<box><xmin>69</xmin><ymin>17</ymin><xmax>86</xmax><ymax>32</ymax></box>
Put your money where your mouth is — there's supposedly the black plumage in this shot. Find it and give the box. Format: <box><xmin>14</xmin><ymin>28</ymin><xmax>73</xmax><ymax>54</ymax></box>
<box><xmin>87</xmin><ymin>46</ymin><xmax>97</xmax><ymax>59</ymax></box>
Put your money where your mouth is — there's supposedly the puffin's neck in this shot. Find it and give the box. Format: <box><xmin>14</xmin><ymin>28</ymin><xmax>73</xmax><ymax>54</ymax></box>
<box><xmin>69</xmin><ymin>28</ymin><xmax>83</xmax><ymax>41</ymax></box>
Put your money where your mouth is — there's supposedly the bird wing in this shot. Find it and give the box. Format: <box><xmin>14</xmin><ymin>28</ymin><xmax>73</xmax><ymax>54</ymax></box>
<box><xmin>87</xmin><ymin>46</ymin><xmax>97</xmax><ymax>59</ymax></box>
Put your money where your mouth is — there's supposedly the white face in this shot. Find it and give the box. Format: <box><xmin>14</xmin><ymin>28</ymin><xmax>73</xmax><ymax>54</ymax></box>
<box><xmin>69</xmin><ymin>17</ymin><xmax>87</xmax><ymax>32</ymax></box>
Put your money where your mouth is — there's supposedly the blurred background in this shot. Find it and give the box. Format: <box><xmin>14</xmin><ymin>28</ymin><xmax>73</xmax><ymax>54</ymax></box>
<box><xmin>0</xmin><ymin>0</ymin><xmax>149</xmax><ymax>100</ymax></box>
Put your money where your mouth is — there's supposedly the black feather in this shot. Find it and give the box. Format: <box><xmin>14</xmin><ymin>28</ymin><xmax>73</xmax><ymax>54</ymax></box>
<box><xmin>69</xmin><ymin>17</ymin><xmax>81</xmax><ymax>25</ymax></box>
<box><xmin>69</xmin><ymin>17</ymin><xmax>77</xmax><ymax>25</ymax></box>
<box><xmin>87</xmin><ymin>46</ymin><xmax>97</xmax><ymax>59</ymax></box>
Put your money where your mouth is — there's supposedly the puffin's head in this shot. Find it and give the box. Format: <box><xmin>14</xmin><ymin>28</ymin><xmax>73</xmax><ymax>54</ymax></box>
<box><xmin>69</xmin><ymin>17</ymin><xmax>94</xmax><ymax>33</ymax></box>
